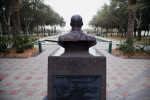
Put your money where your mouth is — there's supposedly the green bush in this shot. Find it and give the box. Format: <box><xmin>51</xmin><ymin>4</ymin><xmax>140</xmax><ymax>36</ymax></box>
<box><xmin>12</xmin><ymin>36</ymin><xmax>37</xmax><ymax>53</ymax></box>
<box><xmin>12</xmin><ymin>36</ymin><xmax>24</xmax><ymax>53</ymax></box>
<box><xmin>117</xmin><ymin>38</ymin><xmax>135</xmax><ymax>56</ymax></box>
<box><xmin>135</xmin><ymin>39</ymin><xmax>150</xmax><ymax>52</ymax></box>
<box><xmin>0</xmin><ymin>37</ymin><xmax>11</xmax><ymax>54</ymax></box>
<box><xmin>0</xmin><ymin>36</ymin><xmax>37</xmax><ymax>54</ymax></box>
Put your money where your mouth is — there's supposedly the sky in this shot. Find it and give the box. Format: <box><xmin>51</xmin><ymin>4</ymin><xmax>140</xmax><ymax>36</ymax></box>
<box><xmin>44</xmin><ymin>0</ymin><xmax>110</xmax><ymax>30</ymax></box>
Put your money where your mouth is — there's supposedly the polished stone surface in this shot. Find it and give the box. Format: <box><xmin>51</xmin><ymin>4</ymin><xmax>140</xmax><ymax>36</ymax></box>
<box><xmin>53</xmin><ymin>75</ymin><xmax>101</xmax><ymax>100</ymax></box>
<box><xmin>48</xmin><ymin>55</ymin><xmax>106</xmax><ymax>100</ymax></box>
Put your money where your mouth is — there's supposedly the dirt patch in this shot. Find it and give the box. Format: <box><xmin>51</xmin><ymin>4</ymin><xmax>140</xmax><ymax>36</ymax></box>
<box><xmin>0</xmin><ymin>47</ymin><xmax>39</xmax><ymax>58</ymax></box>
<box><xmin>112</xmin><ymin>49</ymin><xmax>150</xmax><ymax>59</ymax></box>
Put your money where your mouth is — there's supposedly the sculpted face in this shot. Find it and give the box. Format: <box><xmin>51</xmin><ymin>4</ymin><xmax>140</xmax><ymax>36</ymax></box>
<box><xmin>70</xmin><ymin>15</ymin><xmax>83</xmax><ymax>27</ymax></box>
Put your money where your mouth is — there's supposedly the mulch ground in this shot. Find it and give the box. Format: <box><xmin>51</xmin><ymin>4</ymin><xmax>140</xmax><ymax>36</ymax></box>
<box><xmin>0</xmin><ymin>47</ymin><xmax>39</xmax><ymax>58</ymax></box>
<box><xmin>112</xmin><ymin>49</ymin><xmax>150</xmax><ymax>59</ymax></box>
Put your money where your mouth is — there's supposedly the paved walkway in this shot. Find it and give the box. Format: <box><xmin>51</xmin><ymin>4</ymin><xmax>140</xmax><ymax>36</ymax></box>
<box><xmin>0</xmin><ymin>36</ymin><xmax>150</xmax><ymax>100</ymax></box>
<box><xmin>94</xmin><ymin>43</ymin><xmax>150</xmax><ymax>100</ymax></box>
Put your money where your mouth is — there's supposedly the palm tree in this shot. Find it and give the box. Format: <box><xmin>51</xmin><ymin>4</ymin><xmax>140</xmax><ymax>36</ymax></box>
<box><xmin>12</xmin><ymin>0</ymin><xmax>21</xmax><ymax>36</ymax></box>
<box><xmin>127</xmin><ymin>0</ymin><xmax>137</xmax><ymax>44</ymax></box>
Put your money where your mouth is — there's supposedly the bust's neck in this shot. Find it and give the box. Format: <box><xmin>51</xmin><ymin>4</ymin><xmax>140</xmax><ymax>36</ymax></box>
<box><xmin>72</xmin><ymin>27</ymin><xmax>81</xmax><ymax>31</ymax></box>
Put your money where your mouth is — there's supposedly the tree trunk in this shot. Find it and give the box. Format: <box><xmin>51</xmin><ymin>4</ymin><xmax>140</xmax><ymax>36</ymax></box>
<box><xmin>121</xmin><ymin>32</ymin><xmax>123</xmax><ymax>38</ymax></box>
<box><xmin>54</xmin><ymin>26</ymin><xmax>56</xmax><ymax>35</ymax></box>
<box><xmin>31</xmin><ymin>28</ymin><xmax>33</xmax><ymax>36</ymax></box>
<box><xmin>12</xmin><ymin>0</ymin><xmax>21</xmax><ymax>37</ymax></box>
<box><xmin>134</xmin><ymin>27</ymin><xmax>136</xmax><ymax>37</ymax></box>
<box><xmin>7</xmin><ymin>25</ymin><xmax>11</xmax><ymax>38</ymax></box>
<box><xmin>111</xmin><ymin>33</ymin><xmax>112</xmax><ymax>37</ymax></box>
<box><xmin>134</xmin><ymin>31</ymin><xmax>136</xmax><ymax>37</ymax></box>
<box><xmin>44</xmin><ymin>26</ymin><xmax>45</xmax><ymax>37</ymax></box>
<box><xmin>120</xmin><ymin>27</ymin><xmax>123</xmax><ymax>38</ymax></box>
<box><xmin>2</xmin><ymin>4</ymin><xmax>12</xmax><ymax>38</ymax></box>
<box><xmin>106</xmin><ymin>29</ymin><xmax>108</xmax><ymax>37</ymax></box>
<box><xmin>127</xmin><ymin>0</ymin><xmax>136</xmax><ymax>45</ymax></box>
<box><xmin>25</xmin><ymin>27</ymin><xmax>29</xmax><ymax>36</ymax></box>
<box><xmin>117</xmin><ymin>29</ymin><xmax>119</xmax><ymax>36</ymax></box>
<box><xmin>29</xmin><ymin>30</ymin><xmax>30</xmax><ymax>35</ymax></box>
<box><xmin>137</xmin><ymin>28</ymin><xmax>141</xmax><ymax>41</ymax></box>
<box><xmin>119</xmin><ymin>29</ymin><xmax>121</xmax><ymax>36</ymax></box>
<box><xmin>22</xmin><ymin>28</ymin><xmax>25</xmax><ymax>36</ymax></box>
<box><xmin>0</xmin><ymin>25</ymin><xmax>2</xmax><ymax>37</ymax></box>
<box><xmin>37</xmin><ymin>26</ymin><xmax>38</xmax><ymax>36</ymax></box>
<box><xmin>101</xmin><ymin>28</ymin><xmax>103</xmax><ymax>36</ymax></box>
<box><xmin>147</xmin><ymin>30</ymin><xmax>149</xmax><ymax>37</ymax></box>
<box><xmin>127</xmin><ymin>4</ymin><xmax>135</xmax><ymax>39</ymax></box>
<box><xmin>97</xmin><ymin>27</ymin><xmax>100</xmax><ymax>36</ymax></box>
<box><xmin>96</xmin><ymin>28</ymin><xmax>98</xmax><ymax>36</ymax></box>
<box><xmin>41</xmin><ymin>26</ymin><xmax>43</xmax><ymax>36</ymax></box>
<box><xmin>124</xmin><ymin>28</ymin><xmax>127</xmax><ymax>37</ymax></box>
<box><xmin>118</xmin><ymin>29</ymin><xmax>120</xmax><ymax>37</ymax></box>
<box><xmin>51</xmin><ymin>27</ymin><xmax>53</xmax><ymax>35</ymax></box>
<box><xmin>144</xmin><ymin>30</ymin><xmax>146</xmax><ymax>36</ymax></box>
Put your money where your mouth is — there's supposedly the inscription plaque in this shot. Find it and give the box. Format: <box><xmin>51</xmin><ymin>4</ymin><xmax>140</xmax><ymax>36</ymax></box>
<box><xmin>53</xmin><ymin>75</ymin><xmax>101</xmax><ymax>100</ymax></box>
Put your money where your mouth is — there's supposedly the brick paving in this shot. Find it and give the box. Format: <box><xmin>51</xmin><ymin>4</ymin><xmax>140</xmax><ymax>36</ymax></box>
<box><xmin>94</xmin><ymin>38</ymin><xmax>150</xmax><ymax>100</ymax></box>
<box><xmin>0</xmin><ymin>36</ymin><xmax>150</xmax><ymax>100</ymax></box>
<box><xmin>0</xmin><ymin>44</ymin><xmax>58</xmax><ymax>100</ymax></box>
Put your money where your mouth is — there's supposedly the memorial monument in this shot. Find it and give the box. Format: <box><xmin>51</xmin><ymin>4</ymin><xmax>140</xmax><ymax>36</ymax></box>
<box><xmin>48</xmin><ymin>15</ymin><xmax>106</xmax><ymax>100</ymax></box>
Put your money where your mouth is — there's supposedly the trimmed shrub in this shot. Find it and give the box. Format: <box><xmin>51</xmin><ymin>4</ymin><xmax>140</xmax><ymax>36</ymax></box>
<box><xmin>0</xmin><ymin>37</ymin><xmax>11</xmax><ymax>54</ymax></box>
<box><xmin>117</xmin><ymin>38</ymin><xmax>135</xmax><ymax>56</ymax></box>
<box><xmin>12</xmin><ymin>36</ymin><xmax>37</xmax><ymax>53</ymax></box>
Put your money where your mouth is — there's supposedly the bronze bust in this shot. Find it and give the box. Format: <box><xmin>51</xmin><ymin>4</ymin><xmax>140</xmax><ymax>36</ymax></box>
<box><xmin>58</xmin><ymin>15</ymin><xmax>97</xmax><ymax>51</ymax></box>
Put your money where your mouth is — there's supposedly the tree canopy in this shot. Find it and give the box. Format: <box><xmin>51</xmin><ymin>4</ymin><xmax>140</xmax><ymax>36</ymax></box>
<box><xmin>89</xmin><ymin>0</ymin><xmax>150</xmax><ymax>39</ymax></box>
<box><xmin>0</xmin><ymin>0</ymin><xmax>66</xmax><ymax>35</ymax></box>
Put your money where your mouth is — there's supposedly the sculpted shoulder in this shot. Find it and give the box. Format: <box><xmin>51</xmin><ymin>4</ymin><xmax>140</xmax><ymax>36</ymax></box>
<box><xmin>59</xmin><ymin>32</ymin><xmax>72</xmax><ymax>41</ymax></box>
<box><xmin>58</xmin><ymin>31</ymin><xmax>96</xmax><ymax>42</ymax></box>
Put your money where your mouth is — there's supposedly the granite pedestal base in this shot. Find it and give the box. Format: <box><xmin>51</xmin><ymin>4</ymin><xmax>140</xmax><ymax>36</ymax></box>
<box><xmin>48</xmin><ymin>48</ymin><xmax>106</xmax><ymax>100</ymax></box>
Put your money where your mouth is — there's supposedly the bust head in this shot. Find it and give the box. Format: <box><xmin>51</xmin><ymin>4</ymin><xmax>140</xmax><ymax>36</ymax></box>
<box><xmin>58</xmin><ymin>15</ymin><xmax>96</xmax><ymax>51</ymax></box>
<box><xmin>70</xmin><ymin>15</ymin><xmax>83</xmax><ymax>27</ymax></box>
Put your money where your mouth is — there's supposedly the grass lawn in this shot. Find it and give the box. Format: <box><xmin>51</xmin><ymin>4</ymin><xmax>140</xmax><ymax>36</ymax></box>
<box><xmin>136</xmin><ymin>36</ymin><xmax>150</xmax><ymax>45</ymax></box>
<box><xmin>102</xmin><ymin>35</ymin><xmax>150</xmax><ymax>45</ymax></box>
<box><xmin>112</xmin><ymin>49</ymin><xmax>150</xmax><ymax>58</ymax></box>
<box><xmin>105</xmin><ymin>35</ymin><xmax>126</xmax><ymax>40</ymax></box>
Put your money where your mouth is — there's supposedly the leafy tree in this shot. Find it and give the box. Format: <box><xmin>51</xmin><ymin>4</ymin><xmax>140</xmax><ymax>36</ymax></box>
<box><xmin>90</xmin><ymin>0</ymin><xmax>149</xmax><ymax>42</ymax></box>
<box><xmin>109</xmin><ymin>0</ymin><xmax>128</xmax><ymax>37</ymax></box>
<box><xmin>20</xmin><ymin>0</ymin><xmax>35</xmax><ymax>35</ymax></box>
<box><xmin>0</xmin><ymin>0</ymin><xmax>65</xmax><ymax>37</ymax></box>
<box><xmin>89</xmin><ymin>4</ymin><xmax>112</xmax><ymax>36</ymax></box>
<box><xmin>89</xmin><ymin>1</ymin><xmax>128</xmax><ymax>37</ymax></box>
<box><xmin>135</xmin><ymin>0</ymin><xmax>150</xmax><ymax>40</ymax></box>
<box><xmin>0</xmin><ymin>0</ymin><xmax>13</xmax><ymax>37</ymax></box>
<box><xmin>58</xmin><ymin>17</ymin><xmax>66</xmax><ymax>28</ymax></box>
<box><xmin>140</xmin><ymin>4</ymin><xmax>150</xmax><ymax>37</ymax></box>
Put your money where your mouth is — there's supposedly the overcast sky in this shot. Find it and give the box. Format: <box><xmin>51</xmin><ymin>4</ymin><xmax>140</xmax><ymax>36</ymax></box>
<box><xmin>44</xmin><ymin>0</ymin><xmax>110</xmax><ymax>30</ymax></box>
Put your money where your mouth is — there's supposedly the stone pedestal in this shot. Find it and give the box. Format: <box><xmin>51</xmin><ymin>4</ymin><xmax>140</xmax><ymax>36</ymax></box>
<box><xmin>48</xmin><ymin>49</ymin><xmax>106</xmax><ymax>100</ymax></box>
